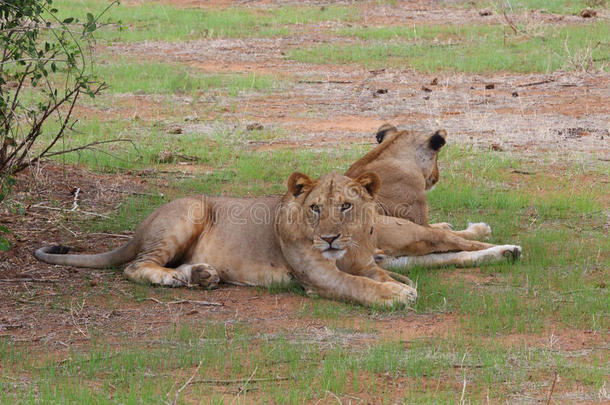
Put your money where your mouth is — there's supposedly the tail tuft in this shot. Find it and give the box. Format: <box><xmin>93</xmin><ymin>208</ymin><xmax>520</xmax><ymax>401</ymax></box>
<box><xmin>46</xmin><ymin>245</ymin><xmax>71</xmax><ymax>255</ymax></box>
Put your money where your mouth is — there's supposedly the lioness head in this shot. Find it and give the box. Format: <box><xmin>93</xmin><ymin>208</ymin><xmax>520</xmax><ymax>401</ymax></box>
<box><xmin>282</xmin><ymin>171</ymin><xmax>380</xmax><ymax>260</ymax></box>
<box><xmin>375</xmin><ymin>124</ymin><xmax>447</xmax><ymax>190</ymax></box>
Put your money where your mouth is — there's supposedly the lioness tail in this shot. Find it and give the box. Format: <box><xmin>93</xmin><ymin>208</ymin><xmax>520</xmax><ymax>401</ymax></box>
<box><xmin>34</xmin><ymin>240</ymin><xmax>137</xmax><ymax>268</ymax></box>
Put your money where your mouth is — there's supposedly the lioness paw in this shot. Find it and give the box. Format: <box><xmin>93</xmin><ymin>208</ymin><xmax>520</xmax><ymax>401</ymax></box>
<box><xmin>190</xmin><ymin>264</ymin><xmax>220</xmax><ymax>289</ymax></box>
<box><xmin>500</xmin><ymin>245</ymin><xmax>522</xmax><ymax>261</ymax></box>
<box><xmin>468</xmin><ymin>222</ymin><xmax>492</xmax><ymax>239</ymax></box>
<box><xmin>380</xmin><ymin>282</ymin><xmax>417</xmax><ymax>306</ymax></box>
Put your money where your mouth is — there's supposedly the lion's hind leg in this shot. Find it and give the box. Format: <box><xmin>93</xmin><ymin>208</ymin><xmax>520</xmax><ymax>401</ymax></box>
<box><xmin>124</xmin><ymin>259</ymin><xmax>220</xmax><ymax>289</ymax></box>
<box><xmin>382</xmin><ymin>244</ymin><xmax>521</xmax><ymax>269</ymax></box>
<box><xmin>122</xmin><ymin>197</ymin><xmax>217</xmax><ymax>288</ymax></box>
<box><xmin>430</xmin><ymin>222</ymin><xmax>492</xmax><ymax>241</ymax></box>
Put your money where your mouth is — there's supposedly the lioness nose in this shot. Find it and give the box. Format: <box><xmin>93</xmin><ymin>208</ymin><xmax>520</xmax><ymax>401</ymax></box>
<box><xmin>321</xmin><ymin>234</ymin><xmax>340</xmax><ymax>245</ymax></box>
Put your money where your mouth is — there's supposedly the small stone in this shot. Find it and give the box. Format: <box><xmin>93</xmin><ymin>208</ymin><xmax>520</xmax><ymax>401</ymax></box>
<box><xmin>186</xmin><ymin>309</ymin><xmax>199</xmax><ymax>315</ymax></box>
<box><xmin>512</xmin><ymin>91</ymin><xmax>519</xmax><ymax>97</ymax></box>
<box><xmin>421</xmin><ymin>86</ymin><xmax>432</xmax><ymax>92</ymax></box>
<box><xmin>246</xmin><ymin>123</ymin><xmax>264</xmax><ymax>131</ymax></box>
<box><xmin>156</xmin><ymin>151</ymin><xmax>173</xmax><ymax>163</ymax></box>
<box><xmin>485</xmin><ymin>83</ymin><xmax>495</xmax><ymax>90</ymax></box>
<box><xmin>89</xmin><ymin>280</ymin><xmax>98</xmax><ymax>287</ymax></box>
<box><xmin>430</xmin><ymin>77</ymin><xmax>438</xmax><ymax>85</ymax></box>
<box><xmin>375</xmin><ymin>88</ymin><xmax>388</xmax><ymax>94</ymax></box>
<box><xmin>479</xmin><ymin>9</ymin><xmax>492</xmax><ymax>16</ymax></box>
<box><xmin>168</xmin><ymin>126</ymin><xmax>182</xmax><ymax>134</ymax></box>
<box><xmin>184</xmin><ymin>114</ymin><xmax>198</xmax><ymax>122</ymax></box>
<box><xmin>490</xmin><ymin>143</ymin><xmax>504</xmax><ymax>151</ymax></box>
<box><xmin>423</xmin><ymin>96</ymin><xmax>430</xmax><ymax>100</ymax></box>
<box><xmin>579</xmin><ymin>8</ymin><xmax>597</xmax><ymax>18</ymax></box>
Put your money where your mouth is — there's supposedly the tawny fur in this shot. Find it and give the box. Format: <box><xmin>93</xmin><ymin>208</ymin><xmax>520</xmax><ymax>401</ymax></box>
<box><xmin>35</xmin><ymin>171</ymin><xmax>521</xmax><ymax>305</ymax></box>
<box><xmin>36</xmin><ymin>173</ymin><xmax>419</xmax><ymax>307</ymax></box>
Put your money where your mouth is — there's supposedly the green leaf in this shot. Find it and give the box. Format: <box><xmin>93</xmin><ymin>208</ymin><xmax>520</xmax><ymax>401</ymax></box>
<box><xmin>0</xmin><ymin>237</ymin><xmax>10</xmax><ymax>252</ymax></box>
<box><xmin>62</xmin><ymin>17</ymin><xmax>74</xmax><ymax>24</ymax></box>
<box><xmin>0</xmin><ymin>225</ymin><xmax>9</xmax><ymax>234</ymax></box>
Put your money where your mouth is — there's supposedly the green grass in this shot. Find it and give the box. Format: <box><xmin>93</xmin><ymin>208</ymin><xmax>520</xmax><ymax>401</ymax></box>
<box><xmin>492</xmin><ymin>0</ymin><xmax>605</xmax><ymax>14</ymax></box>
<box><xmin>292</xmin><ymin>22</ymin><xmax>609</xmax><ymax>73</ymax></box>
<box><xmin>93</xmin><ymin>61</ymin><xmax>284</xmax><ymax>95</ymax></box>
<box><xmin>7</xmin><ymin>0</ymin><xmax>610</xmax><ymax>402</ymax></box>
<box><xmin>1</xmin><ymin>325</ymin><xmax>606</xmax><ymax>403</ymax></box>
<box><xmin>393</xmin><ymin>146</ymin><xmax>610</xmax><ymax>333</ymax></box>
<box><xmin>53</xmin><ymin>0</ymin><xmax>359</xmax><ymax>42</ymax></box>
<box><xmin>458</xmin><ymin>0</ymin><xmax>604</xmax><ymax>14</ymax></box>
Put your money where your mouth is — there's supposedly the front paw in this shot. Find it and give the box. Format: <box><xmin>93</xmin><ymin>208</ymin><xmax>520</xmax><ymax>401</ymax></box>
<box><xmin>380</xmin><ymin>282</ymin><xmax>417</xmax><ymax>306</ymax></box>
<box><xmin>191</xmin><ymin>264</ymin><xmax>220</xmax><ymax>289</ymax></box>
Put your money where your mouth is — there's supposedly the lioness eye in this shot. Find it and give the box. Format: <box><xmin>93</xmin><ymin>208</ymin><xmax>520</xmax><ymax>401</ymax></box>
<box><xmin>310</xmin><ymin>204</ymin><xmax>320</xmax><ymax>213</ymax></box>
<box><xmin>341</xmin><ymin>202</ymin><xmax>352</xmax><ymax>211</ymax></box>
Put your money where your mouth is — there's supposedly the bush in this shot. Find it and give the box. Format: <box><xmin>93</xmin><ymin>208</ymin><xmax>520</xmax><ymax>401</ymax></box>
<box><xmin>0</xmin><ymin>0</ymin><xmax>114</xmax><ymax>194</ymax></box>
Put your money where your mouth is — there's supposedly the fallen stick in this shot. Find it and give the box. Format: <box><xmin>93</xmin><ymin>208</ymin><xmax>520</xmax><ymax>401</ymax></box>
<box><xmin>517</xmin><ymin>79</ymin><xmax>554</xmax><ymax>87</ymax></box>
<box><xmin>191</xmin><ymin>376</ymin><xmax>291</xmax><ymax>385</ymax></box>
<box><xmin>30</xmin><ymin>204</ymin><xmax>110</xmax><ymax>219</ymax></box>
<box><xmin>172</xmin><ymin>357</ymin><xmax>204</xmax><ymax>405</ymax></box>
<box><xmin>0</xmin><ymin>278</ymin><xmax>58</xmax><ymax>283</ymax></box>
<box><xmin>546</xmin><ymin>372</ymin><xmax>558</xmax><ymax>405</ymax></box>
<box><xmin>297</xmin><ymin>80</ymin><xmax>353</xmax><ymax>84</ymax></box>
<box><xmin>145</xmin><ymin>297</ymin><xmax>223</xmax><ymax>307</ymax></box>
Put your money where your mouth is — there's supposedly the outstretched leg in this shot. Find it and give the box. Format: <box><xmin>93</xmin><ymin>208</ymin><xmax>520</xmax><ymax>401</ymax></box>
<box><xmin>429</xmin><ymin>222</ymin><xmax>492</xmax><ymax>240</ymax></box>
<box><xmin>374</xmin><ymin>214</ymin><xmax>521</xmax><ymax>268</ymax></box>
<box><xmin>376</xmin><ymin>215</ymin><xmax>496</xmax><ymax>257</ymax></box>
<box><xmin>381</xmin><ymin>245</ymin><xmax>522</xmax><ymax>269</ymax></box>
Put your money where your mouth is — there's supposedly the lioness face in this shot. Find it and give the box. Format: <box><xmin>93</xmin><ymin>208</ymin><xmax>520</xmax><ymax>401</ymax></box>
<box><xmin>286</xmin><ymin>172</ymin><xmax>380</xmax><ymax>260</ymax></box>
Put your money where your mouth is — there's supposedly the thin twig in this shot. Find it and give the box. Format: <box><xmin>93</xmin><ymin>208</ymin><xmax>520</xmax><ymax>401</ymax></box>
<box><xmin>171</xmin><ymin>357</ymin><xmax>204</xmax><ymax>405</ymax></box>
<box><xmin>30</xmin><ymin>203</ymin><xmax>111</xmax><ymax>219</ymax></box>
<box><xmin>144</xmin><ymin>297</ymin><xmax>223</xmax><ymax>307</ymax></box>
<box><xmin>546</xmin><ymin>372</ymin><xmax>558</xmax><ymax>405</ymax></box>
<box><xmin>191</xmin><ymin>376</ymin><xmax>291</xmax><ymax>385</ymax></box>
<box><xmin>518</xmin><ymin>79</ymin><xmax>555</xmax><ymax>87</ymax></box>
<box><xmin>40</xmin><ymin>138</ymin><xmax>136</xmax><ymax>159</ymax></box>
<box><xmin>70</xmin><ymin>187</ymin><xmax>80</xmax><ymax>211</ymax></box>
<box><xmin>297</xmin><ymin>80</ymin><xmax>353</xmax><ymax>84</ymax></box>
<box><xmin>236</xmin><ymin>365</ymin><xmax>258</xmax><ymax>397</ymax></box>
<box><xmin>0</xmin><ymin>278</ymin><xmax>58</xmax><ymax>283</ymax></box>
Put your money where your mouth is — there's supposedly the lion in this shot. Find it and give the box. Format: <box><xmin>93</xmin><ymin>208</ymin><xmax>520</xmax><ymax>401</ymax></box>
<box><xmin>35</xmin><ymin>171</ymin><xmax>521</xmax><ymax>306</ymax></box>
<box><xmin>36</xmin><ymin>172</ymin><xmax>418</xmax><ymax>306</ymax></box>
<box><xmin>346</xmin><ymin>123</ymin><xmax>491</xmax><ymax>241</ymax></box>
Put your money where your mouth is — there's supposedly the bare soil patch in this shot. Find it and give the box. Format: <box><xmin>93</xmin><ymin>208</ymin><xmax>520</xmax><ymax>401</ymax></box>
<box><xmin>108</xmin><ymin>36</ymin><xmax>609</xmax><ymax>157</ymax></box>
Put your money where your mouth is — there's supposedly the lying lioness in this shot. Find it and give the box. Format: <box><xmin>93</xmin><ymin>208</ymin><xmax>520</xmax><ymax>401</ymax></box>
<box><xmin>35</xmin><ymin>171</ymin><xmax>520</xmax><ymax>306</ymax></box>
<box><xmin>37</xmin><ymin>172</ymin><xmax>418</xmax><ymax>306</ymax></box>
<box><xmin>347</xmin><ymin>123</ymin><xmax>491</xmax><ymax>241</ymax></box>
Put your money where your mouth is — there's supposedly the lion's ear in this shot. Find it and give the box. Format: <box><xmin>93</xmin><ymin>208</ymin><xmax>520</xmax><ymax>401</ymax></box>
<box><xmin>376</xmin><ymin>124</ymin><xmax>398</xmax><ymax>143</ymax></box>
<box><xmin>287</xmin><ymin>172</ymin><xmax>315</xmax><ymax>197</ymax></box>
<box><xmin>428</xmin><ymin>129</ymin><xmax>447</xmax><ymax>151</ymax></box>
<box><xmin>354</xmin><ymin>172</ymin><xmax>381</xmax><ymax>198</ymax></box>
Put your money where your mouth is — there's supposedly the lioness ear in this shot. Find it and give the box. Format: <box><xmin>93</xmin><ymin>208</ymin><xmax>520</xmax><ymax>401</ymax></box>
<box><xmin>428</xmin><ymin>129</ymin><xmax>447</xmax><ymax>151</ymax></box>
<box><xmin>354</xmin><ymin>172</ymin><xmax>381</xmax><ymax>198</ymax></box>
<box><xmin>376</xmin><ymin>123</ymin><xmax>398</xmax><ymax>143</ymax></box>
<box><xmin>287</xmin><ymin>172</ymin><xmax>315</xmax><ymax>197</ymax></box>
